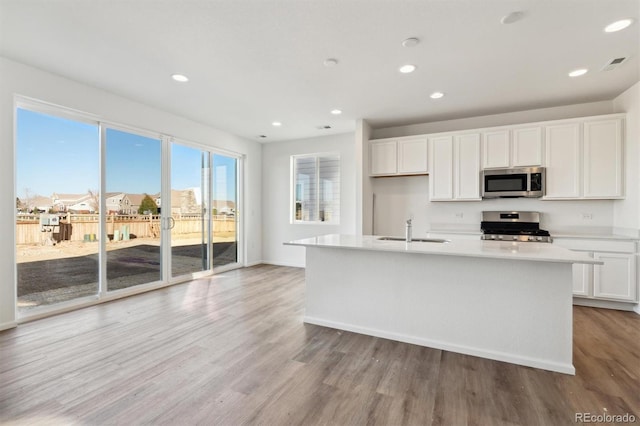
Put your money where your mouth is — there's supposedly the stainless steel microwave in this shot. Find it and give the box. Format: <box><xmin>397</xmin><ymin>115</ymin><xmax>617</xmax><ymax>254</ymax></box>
<box><xmin>481</xmin><ymin>167</ymin><xmax>545</xmax><ymax>198</ymax></box>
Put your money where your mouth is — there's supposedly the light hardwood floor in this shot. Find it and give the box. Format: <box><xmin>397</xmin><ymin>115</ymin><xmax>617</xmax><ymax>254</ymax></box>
<box><xmin>1</xmin><ymin>264</ymin><xmax>639</xmax><ymax>425</ymax></box>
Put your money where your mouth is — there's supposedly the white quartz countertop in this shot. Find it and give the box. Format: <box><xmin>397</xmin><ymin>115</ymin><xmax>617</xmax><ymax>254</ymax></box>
<box><xmin>285</xmin><ymin>234</ymin><xmax>602</xmax><ymax>265</ymax></box>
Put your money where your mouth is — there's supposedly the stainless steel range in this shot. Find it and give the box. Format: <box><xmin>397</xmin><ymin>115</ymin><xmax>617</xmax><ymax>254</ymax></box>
<box><xmin>480</xmin><ymin>211</ymin><xmax>552</xmax><ymax>243</ymax></box>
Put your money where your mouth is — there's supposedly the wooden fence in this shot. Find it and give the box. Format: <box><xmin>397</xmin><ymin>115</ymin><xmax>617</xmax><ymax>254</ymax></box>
<box><xmin>16</xmin><ymin>213</ymin><xmax>236</xmax><ymax>244</ymax></box>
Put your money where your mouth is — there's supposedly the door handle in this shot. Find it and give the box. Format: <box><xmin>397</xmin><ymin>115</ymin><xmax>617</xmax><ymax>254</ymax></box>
<box><xmin>168</xmin><ymin>216</ymin><xmax>176</xmax><ymax>229</ymax></box>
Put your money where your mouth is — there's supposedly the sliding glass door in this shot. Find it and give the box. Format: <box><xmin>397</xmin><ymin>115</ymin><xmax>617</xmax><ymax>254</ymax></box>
<box><xmin>170</xmin><ymin>142</ymin><xmax>211</xmax><ymax>278</ymax></box>
<box><xmin>212</xmin><ymin>154</ymin><xmax>238</xmax><ymax>268</ymax></box>
<box><xmin>104</xmin><ymin>128</ymin><xmax>163</xmax><ymax>290</ymax></box>
<box><xmin>15</xmin><ymin>101</ymin><xmax>243</xmax><ymax>317</ymax></box>
<box><xmin>15</xmin><ymin>108</ymin><xmax>99</xmax><ymax>312</ymax></box>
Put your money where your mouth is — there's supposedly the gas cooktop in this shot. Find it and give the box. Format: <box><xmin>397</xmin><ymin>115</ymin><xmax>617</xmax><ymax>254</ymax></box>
<box><xmin>480</xmin><ymin>211</ymin><xmax>553</xmax><ymax>243</ymax></box>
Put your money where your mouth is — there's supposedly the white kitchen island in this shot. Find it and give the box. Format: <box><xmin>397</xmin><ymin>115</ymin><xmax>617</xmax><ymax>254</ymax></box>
<box><xmin>285</xmin><ymin>234</ymin><xmax>601</xmax><ymax>375</ymax></box>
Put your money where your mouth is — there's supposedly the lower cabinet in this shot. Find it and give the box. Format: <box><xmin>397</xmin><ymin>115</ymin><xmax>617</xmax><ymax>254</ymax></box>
<box><xmin>593</xmin><ymin>252</ymin><xmax>636</xmax><ymax>301</ymax></box>
<box><xmin>556</xmin><ymin>238</ymin><xmax>638</xmax><ymax>303</ymax></box>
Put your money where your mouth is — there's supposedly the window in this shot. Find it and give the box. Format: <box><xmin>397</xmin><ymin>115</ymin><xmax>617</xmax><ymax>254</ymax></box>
<box><xmin>292</xmin><ymin>153</ymin><xmax>340</xmax><ymax>223</ymax></box>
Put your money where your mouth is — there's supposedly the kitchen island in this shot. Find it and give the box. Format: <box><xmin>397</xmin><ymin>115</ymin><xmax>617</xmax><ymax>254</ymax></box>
<box><xmin>285</xmin><ymin>234</ymin><xmax>601</xmax><ymax>375</ymax></box>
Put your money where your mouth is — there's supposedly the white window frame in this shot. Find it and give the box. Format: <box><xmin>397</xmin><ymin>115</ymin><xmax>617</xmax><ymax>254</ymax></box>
<box><xmin>290</xmin><ymin>152</ymin><xmax>340</xmax><ymax>225</ymax></box>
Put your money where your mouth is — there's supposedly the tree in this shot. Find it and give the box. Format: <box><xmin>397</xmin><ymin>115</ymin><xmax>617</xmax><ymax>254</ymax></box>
<box><xmin>138</xmin><ymin>194</ymin><xmax>158</xmax><ymax>215</ymax></box>
<box><xmin>87</xmin><ymin>189</ymin><xmax>100</xmax><ymax>213</ymax></box>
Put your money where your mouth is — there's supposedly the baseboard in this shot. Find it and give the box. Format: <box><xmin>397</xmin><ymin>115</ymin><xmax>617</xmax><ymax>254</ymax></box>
<box><xmin>304</xmin><ymin>316</ymin><xmax>575</xmax><ymax>375</ymax></box>
<box><xmin>0</xmin><ymin>321</ymin><xmax>18</xmax><ymax>332</ymax></box>
<box><xmin>634</xmin><ymin>304</ymin><xmax>640</xmax><ymax>315</ymax></box>
<box><xmin>262</xmin><ymin>260</ymin><xmax>305</xmax><ymax>268</ymax></box>
<box><xmin>573</xmin><ymin>298</ymin><xmax>637</xmax><ymax>312</ymax></box>
<box><xmin>244</xmin><ymin>260</ymin><xmax>264</xmax><ymax>267</ymax></box>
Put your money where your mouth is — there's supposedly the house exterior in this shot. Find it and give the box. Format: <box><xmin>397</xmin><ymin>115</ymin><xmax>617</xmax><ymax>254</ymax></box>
<box><xmin>105</xmin><ymin>192</ymin><xmax>125</xmax><ymax>214</ymax></box>
<box><xmin>51</xmin><ymin>193</ymin><xmax>96</xmax><ymax>213</ymax></box>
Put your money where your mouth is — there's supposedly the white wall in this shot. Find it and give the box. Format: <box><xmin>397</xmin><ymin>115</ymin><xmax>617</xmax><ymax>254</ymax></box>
<box><xmin>262</xmin><ymin>133</ymin><xmax>356</xmax><ymax>267</ymax></box>
<box><xmin>372</xmin><ymin>101</ymin><xmax>615</xmax><ymax>139</ymax></box>
<box><xmin>613</xmin><ymin>81</ymin><xmax>640</xmax><ymax>232</ymax></box>
<box><xmin>0</xmin><ymin>57</ymin><xmax>263</xmax><ymax>328</ymax></box>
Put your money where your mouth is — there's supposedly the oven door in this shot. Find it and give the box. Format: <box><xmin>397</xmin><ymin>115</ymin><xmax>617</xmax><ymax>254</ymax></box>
<box><xmin>482</xmin><ymin>172</ymin><xmax>528</xmax><ymax>198</ymax></box>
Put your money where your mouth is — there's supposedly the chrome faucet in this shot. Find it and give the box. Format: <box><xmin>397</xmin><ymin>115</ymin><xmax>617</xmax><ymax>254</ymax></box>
<box><xmin>406</xmin><ymin>218</ymin><xmax>412</xmax><ymax>242</ymax></box>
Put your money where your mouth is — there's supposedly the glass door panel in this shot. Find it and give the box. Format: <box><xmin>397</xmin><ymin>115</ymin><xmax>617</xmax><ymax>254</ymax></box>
<box><xmin>15</xmin><ymin>108</ymin><xmax>99</xmax><ymax>313</ymax></box>
<box><xmin>212</xmin><ymin>154</ymin><xmax>238</xmax><ymax>268</ymax></box>
<box><xmin>105</xmin><ymin>128</ymin><xmax>162</xmax><ymax>290</ymax></box>
<box><xmin>170</xmin><ymin>143</ymin><xmax>210</xmax><ymax>277</ymax></box>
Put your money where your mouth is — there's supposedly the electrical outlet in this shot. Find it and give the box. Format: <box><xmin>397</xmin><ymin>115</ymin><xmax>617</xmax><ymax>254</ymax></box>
<box><xmin>581</xmin><ymin>213</ymin><xmax>593</xmax><ymax>220</ymax></box>
<box><xmin>455</xmin><ymin>212</ymin><xmax>464</xmax><ymax>219</ymax></box>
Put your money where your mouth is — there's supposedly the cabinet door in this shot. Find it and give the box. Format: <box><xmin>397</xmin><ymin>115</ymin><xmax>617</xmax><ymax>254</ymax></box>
<box><xmin>482</xmin><ymin>130</ymin><xmax>510</xmax><ymax>169</ymax></box>
<box><xmin>398</xmin><ymin>138</ymin><xmax>428</xmax><ymax>174</ymax></box>
<box><xmin>429</xmin><ymin>136</ymin><xmax>454</xmax><ymax>200</ymax></box>
<box><xmin>544</xmin><ymin>123</ymin><xmax>581</xmax><ymax>198</ymax></box>
<box><xmin>455</xmin><ymin>133</ymin><xmax>481</xmax><ymax>200</ymax></box>
<box><xmin>572</xmin><ymin>262</ymin><xmax>592</xmax><ymax>297</ymax></box>
<box><xmin>512</xmin><ymin>126</ymin><xmax>542</xmax><ymax>167</ymax></box>
<box><xmin>593</xmin><ymin>253</ymin><xmax>636</xmax><ymax>301</ymax></box>
<box><xmin>370</xmin><ymin>141</ymin><xmax>397</xmax><ymax>175</ymax></box>
<box><xmin>583</xmin><ymin>118</ymin><xmax>623</xmax><ymax>198</ymax></box>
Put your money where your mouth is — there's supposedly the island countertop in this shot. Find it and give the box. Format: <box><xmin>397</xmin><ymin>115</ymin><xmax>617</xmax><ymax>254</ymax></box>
<box><xmin>285</xmin><ymin>234</ymin><xmax>601</xmax><ymax>265</ymax></box>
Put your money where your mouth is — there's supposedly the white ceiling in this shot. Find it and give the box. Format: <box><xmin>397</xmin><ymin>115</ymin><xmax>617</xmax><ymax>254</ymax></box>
<box><xmin>1</xmin><ymin>0</ymin><xmax>639</xmax><ymax>142</ymax></box>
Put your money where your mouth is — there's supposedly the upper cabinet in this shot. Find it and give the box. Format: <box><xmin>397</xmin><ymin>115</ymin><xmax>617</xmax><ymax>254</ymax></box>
<box><xmin>429</xmin><ymin>132</ymin><xmax>481</xmax><ymax>201</ymax></box>
<box><xmin>544</xmin><ymin>122</ymin><xmax>581</xmax><ymax>198</ymax></box>
<box><xmin>370</xmin><ymin>137</ymin><xmax>428</xmax><ymax>176</ymax></box>
<box><xmin>583</xmin><ymin>118</ymin><xmax>623</xmax><ymax>198</ymax></box>
<box><xmin>482</xmin><ymin>126</ymin><xmax>543</xmax><ymax>169</ymax></box>
<box><xmin>369</xmin><ymin>113</ymin><xmax>624</xmax><ymax>201</ymax></box>
<box><xmin>544</xmin><ymin>116</ymin><xmax>624</xmax><ymax>200</ymax></box>
<box><xmin>482</xmin><ymin>130</ymin><xmax>510</xmax><ymax>168</ymax></box>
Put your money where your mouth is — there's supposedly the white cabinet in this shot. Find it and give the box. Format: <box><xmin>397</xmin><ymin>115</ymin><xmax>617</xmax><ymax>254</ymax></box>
<box><xmin>482</xmin><ymin>127</ymin><xmax>543</xmax><ymax>169</ymax></box>
<box><xmin>398</xmin><ymin>138</ymin><xmax>429</xmax><ymax>174</ymax></box>
<box><xmin>370</xmin><ymin>137</ymin><xmax>427</xmax><ymax>176</ymax></box>
<box><xmin>512</xmin><ymin>126</ymin><xmax>543</xmax><ymax>166</ymax></box>
<box><xmin>544</xmin><ymin>122</ymin><xmax>581</xmax><ymax>198</ymax></box>
<box><xmin>429</xmin><ymin>136</ymin><xmax>454</xmax><ymax>199</ymax></box>
<box><xmin>554</xmin><ymin>238</ymin><xmax>638</xmax><ymax>303</ymax></box>
<box><xmin>593</xmin><ymin>252</ymin><xmax>636</xmax><ymax>301</ymax></box>
<box><xmin>544</xmin><ymin>116</ymin><xmax>624</xmax><ymax>200</ymax></box>
<box><xmin>482</xmin><ymin>130</ymin><xmax>510</xmax><ymax>168</ymax></box>
<box><xmin>370</xmin><ymin>140</ymin><xmax>397</xmax><ymax>175</ymax></box>
<box><xmin>583</xmin><ymin>118</ymin><xmax>623</xmax><ymax>198</ymax></box>
<box><xmin>572</xmin><ymin>262</ymin><xmax>592</xmax><ymax>297</ymax></box>
<box><xmin>429</xmin><ymin>133</ymin><xmax>481</xmax><ymax>201</ymax></box>
<box><xmin>455</xmin><ymin>133</ymin><xmax>481</xmax><ymax>200</ymax></box>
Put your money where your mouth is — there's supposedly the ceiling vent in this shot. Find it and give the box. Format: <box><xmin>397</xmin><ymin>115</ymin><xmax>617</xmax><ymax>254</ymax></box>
<box><xmin>602</xmin><ymin>57</ymin><xmax>628</xmax><ymax>71</ymax></box>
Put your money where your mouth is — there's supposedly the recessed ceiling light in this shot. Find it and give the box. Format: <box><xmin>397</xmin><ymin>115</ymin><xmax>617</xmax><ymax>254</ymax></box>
<box><xmin>501</xmin><ymin>11</ymin><xmax>525</xmax><ymax>24</ymax></box>
<box><xmin>568</xmin><ymin>68</ymin><xmax>588</xmax><ymax>77</ymax></box>
<box><xmin>401</xmin><ymin>37</ymin><xmax>420</xmax><ymax>48</ymax></box>
<box><xmin>399</xmin><ymin>64</ymin><xmax>416</xmax><ymax>74</ymax></box>
<box><xmin>324</xmin><ymin>58</ymin><xmax>339</xmax><ymax>67</ymax></box>
<box><xmin>430</xmin><ymin>92</ymin><xmax>445</xmax><ymax>99</ymax></box>
<box><xmin>331</xmin><ymin>109</ymin><xmax>342</xmax><ymax>115</ymax></box>
<box><xmin>272</xmin><ymin>121</ymin><xmax>282</xmax><ymax>127</ymax></box>
<box><xmin>604</xmin><ymin>19</ymin><xmax>634</xmax><ymax>33</ymax></box>
<box><xmin>171</xmin><ymin>74</ymin><xmax>189</xmax><ymax>82</ymax></box>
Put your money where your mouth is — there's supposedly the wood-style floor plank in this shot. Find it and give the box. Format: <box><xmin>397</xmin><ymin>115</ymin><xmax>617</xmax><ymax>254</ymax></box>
<box><xmin>1</xmin><ymin>264</ymin><xmax>639</xmax><ymax>425</ymax></box>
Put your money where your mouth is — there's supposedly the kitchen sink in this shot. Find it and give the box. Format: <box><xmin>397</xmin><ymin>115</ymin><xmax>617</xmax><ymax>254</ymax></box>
<box><xmin>377</xmin><ymin>237</ymin><xmax>449</xmax><ymax>243</ymax></box>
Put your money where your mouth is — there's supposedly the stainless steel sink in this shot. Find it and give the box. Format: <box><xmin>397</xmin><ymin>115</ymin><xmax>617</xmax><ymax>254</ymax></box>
<box><xmin>377</xmin><ymin>237</ymin><xmax>449</xmax><ymax>243</ymax></box>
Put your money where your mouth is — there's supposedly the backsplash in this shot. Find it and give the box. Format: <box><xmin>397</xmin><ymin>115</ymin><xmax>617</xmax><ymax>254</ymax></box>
<box><xmin>372</xmin><ymin>176</ymin><xmax>617</xmax><ymax>237</ymax></box>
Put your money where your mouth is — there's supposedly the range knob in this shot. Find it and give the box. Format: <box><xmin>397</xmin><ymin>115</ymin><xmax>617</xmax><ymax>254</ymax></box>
<box><xmin>497</xmin><ymin>235</ymin><xmax>503</xmax><ymax>240</ymax></box>
<box><xmin>512</xmin><ymin>236</ymin><xmax>518</xmax><ymax>241</ymax></box>
<box><xmin>528</xmin><ymin>236</ymin><xmax>535</xmax><ymax>241</ymax></box>
<box><xmin>490</xmin><ymin>235</ymin><xmax>496</xmax><ymax>240</ymax></box>
<box><xmin>537</xmin><ymin>236</ymin><xmax>543</xmax><ymax>241</ymax></box>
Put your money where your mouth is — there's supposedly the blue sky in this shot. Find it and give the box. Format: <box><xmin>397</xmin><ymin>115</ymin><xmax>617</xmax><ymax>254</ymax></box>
<box><xmin>17</xmin><ymin>108</ymin><xmax>236</xmax><ymax>201</ymax></box>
